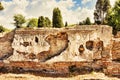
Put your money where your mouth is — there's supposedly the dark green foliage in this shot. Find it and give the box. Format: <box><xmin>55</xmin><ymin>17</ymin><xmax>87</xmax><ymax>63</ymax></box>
<box><xmin>27</xmin><ymin>18</ymin><xmax>38</xmax><ymax>27</ymax></box>
<box><xmin>38</xmin><ymin>16</ymin><xmax>51</xmax><ymax>27</ymax></box>
<box><xmin>0</xmin><ymin>25</ymin><xmax>5</xmax><ymax>32</ymax></box>
<box><xmin>79</xmin><ymin>21</ymin><xmax>84</xmax><ymax>25</ymax></box>
<box><xmin>13</xmin><ymin>14</ymin><xmax>26</xmax><ymax>28</ymax></box>
<box><xmin>95</xmin><ymin>21</ymin><xmax>101</xmax><ymax>25</ymax></box>
<box><xmin>45</xmin><ymin>17</ymin><xmax>51</xmax><ymax>27</ymax></box>
<box><xmin>0</xmin><ymin>2</ymin><xmax>4</xmax><ymax>10</ymax></box>
<box><xmin>94</xmin><ymin>0</ymin><xmax>111</xmax><ymax>24</ymax></box>
<box><xmin>0</xmin><ymin>25</ymin><xmax>9</xmax><ymax>32</ymax></box>
<box><xmin>85</xmin><ymin>17</ymin><xmax>91</xmax><ymax>25</ymax></box>
<box><xmin>103</xmin><ymin>0</ymin><xmax>111</xmax><ymax>13</ymax></box>
<box><xmin>103</xmin><ymin>0</ymin><xmax>111</xmax><ymax>24</ymax></box>
<box><xmin>94</xmin><ymin>0</ymin><xmax>104</xmax><ymax>24</ymax></box>
<box><xmin>65</xmin><ymin>21</ymin><xmax>68</xmax><ymax>27</ymax></box>
<box><xmin>79</xmin><ymin>22</ymin><xmax>83</xmax><ymax>25</ymax></box>
<box><xmin>38</xmin><ymin>16</ymin><xmax>45</xmax><ymax>27</ymax></box>
<box><xmin>106</xmin><ymin>0</ymin><xmax>120</xmax><ymax>35</ymax></box>
<box><xmin>79</xmin><ymin>17</ymin><xmax>91</xmax><ymax>25</ymax></box>
<box><xmin>52</xmin><ymin>7</ymin><xmax>64</xmax><ymax>28</ymax></box>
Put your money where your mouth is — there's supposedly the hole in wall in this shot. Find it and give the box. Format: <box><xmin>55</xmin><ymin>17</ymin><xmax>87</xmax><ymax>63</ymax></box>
<box><xmin>86</xmin><ymin>40</ymin><xmax>94</xmax><ymax>51</ymax></box>
<box><xmin>35</xmin><ymin>37</ymin><xmax>39</xmax><ymax>43</ymax></box>
<box><xmin>79</xmin><ymin>44</ymin><xmax>85</xmax><ymax>54</ymax></box>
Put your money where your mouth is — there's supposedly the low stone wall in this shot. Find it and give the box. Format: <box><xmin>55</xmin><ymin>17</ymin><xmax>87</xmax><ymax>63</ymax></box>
<box><xmin>9</xmin><ymin>25</ymin><xmax>113</xmax><ymax>62</ymax></box>
<box><xmin>0</xmin><ymin>25</ymin><xmax>120</xmax><ymax>78</ymax></box>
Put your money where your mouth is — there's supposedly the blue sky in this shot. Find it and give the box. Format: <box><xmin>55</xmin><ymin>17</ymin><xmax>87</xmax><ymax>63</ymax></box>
<box><xmin>56</xmin><ymin>0</ymin><xmax>97</xmax><ymax>10</ymax></box>
<box><xmin>0</xmin><ymin>0</ymin><xmax>116</xmax><ymax>29</ymax></box>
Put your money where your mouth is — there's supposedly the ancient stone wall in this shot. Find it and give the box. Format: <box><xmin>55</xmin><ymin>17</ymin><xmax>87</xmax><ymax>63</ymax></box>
<box><xmin>1</xmin><ymin>25</ymin><xmax>120</xmax><ymax>78</ymax></box>
<box><xmin>0</xmin><ymin>31</ymin><xmax>14</xmax><ymax>60</ymax></box>
<box><xmin>7</xmin><ymin>25</ymin><xmax>113</xmax><ymax>62</ymax></box>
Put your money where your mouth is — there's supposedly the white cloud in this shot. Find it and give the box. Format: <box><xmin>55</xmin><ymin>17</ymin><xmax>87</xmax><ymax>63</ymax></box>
<box><xmin>81</xmin><ymin>0</ymin><xmax>92</xmax><ymax>4</ymax></box>
<box><xmin>0</xmin><ymin>0</ymin><xmax>116</xmax><ymax>29</ymax></box>
<box><xmin>0</xmin><ymin>0</ymin><xmax>28</xmax><ymax>29</ymax></box>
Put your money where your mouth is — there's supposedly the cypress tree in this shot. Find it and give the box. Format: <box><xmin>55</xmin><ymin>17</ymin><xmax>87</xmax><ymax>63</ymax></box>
<box><xmin>94</xmin><ymin>0</ymin><xmax>104</xmax><ymax>24</ymax></box>
<box><xmin>65</xmin><ymin>21</ymin><xmax>68</xmax><ymax>27</ymax></box>
<box><xmin>38</xmin><ymin>16</ymin><xmax>45</xmax><ymax>27</ymax></box>
<box><xmin>85</xmin><ymin>17</ymin><xmax>91</xmax><ymax>25</ymax></box>
<box><xmin>52</xmin><ymin>7</ymin><xmax>64</xmax><ymax>28</ymax></box>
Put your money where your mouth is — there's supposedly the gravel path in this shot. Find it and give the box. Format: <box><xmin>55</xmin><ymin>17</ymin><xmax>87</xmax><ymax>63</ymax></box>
<box><xmin>0</xmin><ymin>72</ymin><xmax>119</xmax><ymax>80</ymax></box>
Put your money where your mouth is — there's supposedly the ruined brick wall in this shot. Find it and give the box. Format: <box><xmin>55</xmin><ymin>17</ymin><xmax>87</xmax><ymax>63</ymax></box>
<box><xmin>0</xmin><ymin>31</ymin><xmax>15</xmax><ymax>60</ymax></box>
<box><xmin>7</xmin><ymin>25</ymin><xmax>113</xmax><ymax>62</ymax></box>
<box><xmin>1</xmin><ymin>25</ymin><xmax>120</xmax><ymax>78</ymax></box>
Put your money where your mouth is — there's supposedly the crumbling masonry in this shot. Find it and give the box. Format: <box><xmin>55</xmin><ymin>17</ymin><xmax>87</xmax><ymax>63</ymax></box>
<box><xmin>0</xmin><ymin>25</ymin><xmax>120</xmax><ymax>78</ymax></box>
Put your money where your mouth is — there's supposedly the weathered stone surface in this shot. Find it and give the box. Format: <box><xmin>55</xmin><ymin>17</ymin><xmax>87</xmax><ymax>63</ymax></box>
<box><xmin>27</xmin><ymin>53</ymin><xmax>36</xmax><ymax>60</ymax></box>
<box><xmin>112</xmin><ymin>41</ymin><xmax>120</xmax><ymax>60</ymax></box>
<box><xmin>78</xmin><ymin>44</ymin><xmax>85</xmax><ymax>54</ymax></box>
<box><xmin>92</xmin><ymin>38</ymin><xmax>104</xmax><ymax>60</ymax></box>
<box><xmin>8</xmin><ymin>25</ymin><xmax>112</xmax><ymax>61</ymax></box>
<box><xmin>0</xmin><ymin>31</ymin><xmax>14</xmax><ymax>60</ymax></box>
<box><xmin>37</xmin><ymin>32</ymin><xmax>69</xmax><ymax>62</ymax></box>
<box><xmin>86</xmin><ymin>40</ymin><xmax>94</xmax><ymax>51</ymax></box>
<box><xmin>16</xmin><ymin>51</ymin><xmax>28</xmax><ymax>55</ymax></box>
<box><xmin>103</xmin><ymin>62</ymin><xmax>120</xmax><ymax>77</ymax></box>
<box><xmin>1</xmin><ymin>25</ymin><xmax>120</xmax><ymax>78</ymax></box>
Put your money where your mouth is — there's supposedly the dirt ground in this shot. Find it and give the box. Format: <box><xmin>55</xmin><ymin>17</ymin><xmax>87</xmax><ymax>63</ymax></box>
<box><xmin>0</xmin><ymin>72</ymin><xmax>119</xmax><ymax>80</ymax></box>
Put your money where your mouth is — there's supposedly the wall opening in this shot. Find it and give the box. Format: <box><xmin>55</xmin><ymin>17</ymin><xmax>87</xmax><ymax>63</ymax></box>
<box><xmin>35</xmin><ymin>37</ymin><xmax>39</xmax><ymax>43</ymax></box>
<box><xmin>79</xmin><ymin>44</ymin><xmax>85</xmax><ymax>54</ymax></box>
<box><xmin>86</xmin><ymin>41</ymin><xmax>94</xmax><ymax>51</ymax></box>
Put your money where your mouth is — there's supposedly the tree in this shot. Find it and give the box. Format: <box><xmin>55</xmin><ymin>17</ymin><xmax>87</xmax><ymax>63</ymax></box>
<box><xmin>0</xmin><ymin>25</ymin><xmax>5</xmax><ymax>32</ymax></box>
<box><xmin>27</xmin><ymin>18</ymin><xmax>38</xmax><ymax>27</ymax></box>
<box><xmin>79</xmin><ymin>22</ymin><xmax>83</xmax><ymax>25</ymax></box>
<box><xmin>0</xmin><ymin>2</ymin><xmax>4</xmax><ymax>10</ymax></box>
<box><xmin>65</xmin><ymin>21</ymin><xmax>68</xmax><ymax>27</ymax></box>
<box><xmin>79</xmin><ymin>17</ymin><xmax>91</xmax><ymax>25</ymax></box>
<box><xmin>13</xmin><ymin>14</ymin><xmax>26</xmax><ymax>28</ymax></box>
<box><xmin>38</xmin><ymin>16</ymin><xmax>45</xmax><ymax>27</ymax></box>
<box><xmin>52</xmin><ymin>7</ymin><xmax>64</xmax><ymax>28</ymax></box>
<box><xmin>106</xmin><ymin>0</ymin><xmax>120</xmax><ymax>35</ymax></box>
<box><xmin>103</xmin><ymin>0</ymin><xmax>111</xmax><ymax>23</ymax></box>
<box><xmin>94</xmin><ymin>0</ymin><xmax>111</xmax><ymax>24</ymax></box>
<box><xmin>0</xmin><ymin>25</ymin><xmax>9</xmax><ymax>32</ymax></box>
<box><xmin>85</xmin><ymin>17</ymin><xmax>91</xmax><ymax>25</ymax></box>
<box><xmin>94</xmin><ymin>0</ymin><xmax>104</xmax><ymax>24</ymax></box>
<box><xmin>45</xmin><ymin>17</ymin><xmax>51</xmax><ymax>27</ymax></box>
